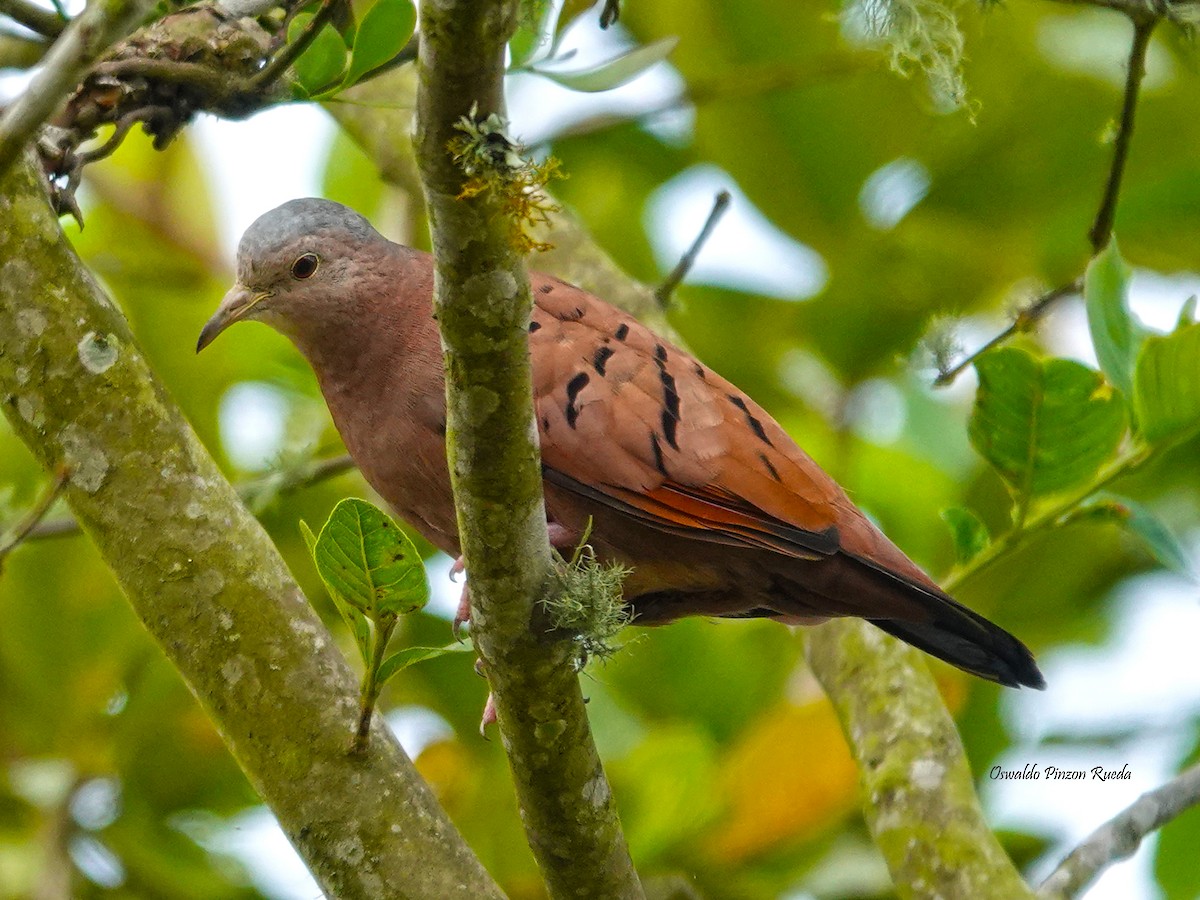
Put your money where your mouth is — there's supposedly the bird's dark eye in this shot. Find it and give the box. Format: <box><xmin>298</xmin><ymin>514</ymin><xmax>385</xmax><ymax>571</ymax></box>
<box><xmin>291</xmin><ymin>253</ymin><xmax>319</xmax><ymax>279</ymax></box>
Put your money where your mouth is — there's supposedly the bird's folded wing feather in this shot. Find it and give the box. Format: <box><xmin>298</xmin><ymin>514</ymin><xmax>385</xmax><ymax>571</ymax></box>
<box><xmin>530</xmin><ymin>275</ymin><xmax>852</xmax><ymax>562</ymax></box>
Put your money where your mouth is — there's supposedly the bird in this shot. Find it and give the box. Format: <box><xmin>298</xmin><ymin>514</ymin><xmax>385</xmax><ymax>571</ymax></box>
<box><xmin>198</xmin><ymin>198</ymin><xmax>1044</xmax><ymax>690</ymax></box>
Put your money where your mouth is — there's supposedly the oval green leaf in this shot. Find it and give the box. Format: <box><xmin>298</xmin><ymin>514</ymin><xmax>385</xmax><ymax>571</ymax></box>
<box><xmin>376</xmin><ymin>642</ymin><xmax>473</xmax><ymax>686</ymax></box>
<box><xmin>1133</xmin><ymin>320</ymin><xmax>1200</xmax><ymax>445</ymax></box>
<box><xmin>301</xmin><ymin>519</ymin><xmax>371</xmax><ymax>663</ymax></box>
<box><xmin>969</xmin><ymin>348</ymin><xmax>1127</xmax><ymax>501</ymax></box>
<box><xmin>940</xmin><ymin>506</ymin><xmax>989</xmax><ymax>565</ymax></box>
<box><xmin>340</xmin><ymin>0</ymin><xmax>416</xmax><ymax>91</ymax></box>
<box><xmin>313</xmin><ymin>498</ymin><xmax>429</xmax><ymax>617</ymax></box>
<box><xmin>531</xmin><ymin>36</ymin><xmax>678</xmax><ymax>93</ymax></box>
<box><xmin>1084</xmin><ymin>240</ymin><xmax>1145</xmax><ymax>401</ymax></box>
<box><xmin>289</xmin><ymin>13</ymin><xmax>349</xmax><ymax>98</ymax></box>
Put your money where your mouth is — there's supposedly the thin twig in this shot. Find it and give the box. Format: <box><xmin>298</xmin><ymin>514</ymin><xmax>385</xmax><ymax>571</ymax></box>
<box><xmin>0</xmin><ymin>0</ymin><xmax>66</xmax><ymax>37</ymax></box>
<box><xmin>0</xmin><ymin>0</ymin><xmax>158</xmax><ymax>177</ymax></box>
<box><xmin>599</xmin><ymin>0</ymin><xmax>620</xmax><ymax>28</ymax></box>
<box><xmin>1039</xmin><ymin>761</ymin><xmax>1200</xmax><ymax>899</ymax></box>
<box><xmin>23</xmin><ymin>453</ymin><xmax>358</xmax><ymax>543</ymax></box>
<box><xmin>933</xmin><ymin>279</ymin><xmax>1083</xmax><ymax>386</ymax></box>
<box><xmin>934</xmin><ymin>9</ymin><xmax>1160</xmax><ymax>386</ymax></box>
<box><xmin>1089</xmin><ymin>16</ymin><xmax>1157</xmax><ymax>252</ymax></box>
<box><xmin>250</xmin><ymin>0</ymin><xmax>340</xmax><ymax>91</ymax></box>
<box><xmin>654</xmin><ymin>189</ymin><xmax>731</xmax><ymax>309</ymax></box>
<box><xmin>0</xmin><ymin>464</ymin><xmax>70</xmax><ymax>566</ymax></box>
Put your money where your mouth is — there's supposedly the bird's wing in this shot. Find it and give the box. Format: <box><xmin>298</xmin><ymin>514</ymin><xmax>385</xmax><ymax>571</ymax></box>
<box><xmin>530</xmin><ymin>274</ymin><xmax>858</xmax><ymax>562</ymax></box>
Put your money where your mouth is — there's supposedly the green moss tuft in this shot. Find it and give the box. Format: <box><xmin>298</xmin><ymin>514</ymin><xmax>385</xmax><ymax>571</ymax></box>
<box><xmin>448</xmin><ymin>104</ymin><xmax>565</xmax><ymax>253</ymax></box>
<box><xmin>542</xmin><ymin>525</ymin><xmax>631</xmax><ymax>668</ymax></box>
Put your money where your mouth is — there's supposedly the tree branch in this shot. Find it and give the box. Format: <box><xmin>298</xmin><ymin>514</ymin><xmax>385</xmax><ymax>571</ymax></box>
<box><xmin>1088</xmin><ymin>15</ymin><xmax>1156</xmax><ymax>252</ymax></box>
<box><xmin>805</xmin><ymin>624</ymin><xmax>1038</xmax><ymax>899</ymax></box>
<box><xmin>0</xmin><ymin>463</ymin><xmax>68</xmax><ymax>567</ymax></box>
<box><xmin>0</xmin><ymin>155</ymin><xmax>503</xmax><ymax>900</ymax></box>
<box><xmin>0</xmin><ymin>0</ymin><xmax>157</xmax><ymax>176</ymax></box>
<box><xmin>932</xmin><ymin>279</ymin><xmax>1083</xmax><ymax>387</ymax></box>
<box><xmin>0</xmin><ymin>0</ymin><xmax>66</xmax><ymax>37</ymax></box>
<box><xmin>654</xmin><ymin>189</ymin><xmax>730</xmax><ymax>309</ymax></box>
<box><xmin>1040</xmin><ymin>761</ymin><xmax>1200</xmax><ymax>899</ymax></box>
<box><xmin>413</xmin><ymin>2</ymin><xmax>642</xmax><ymax>897</ymax></box>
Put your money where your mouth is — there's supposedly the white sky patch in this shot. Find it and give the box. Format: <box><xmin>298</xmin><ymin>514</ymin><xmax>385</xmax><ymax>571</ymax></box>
<box><xmin>200</xmin><ymin>806</ymin><xmax>320</xmax><ymax>900</ymax></box>
<box><xmin>859</xmin><ymin>157</ymin><xmax>930</xmax><ymax>230</ymax></box>
<box><xmin>845</xmin><ymin>377</ymin><xmax>907</xmax><ymax>445</ymax></box>
<box><xmin>218</xmin><ymin>382</ymin><xmax>290</xmax><ymax>471</ymax></box>
<box><xmin>424</xmin><ymin>551</ymin><xmax>464</xmax><ymax>620</ymax></box>
<box><xmin>192</xmin><ymin>106</ymin><xmax>334</xmax><ymax>262</ymax></box>
<box><xmin>1037</xmin><ymin>13</ymin><xmax>1175</xmax><ymax>92</ymax></box>
<box><xmin>646</xmin><ymin>164</ymin><xmax>829</xmax><ymax>301</ymax></box>
<box><xmin>507</xmin><ymin>17</ymin><xmax>692</xmax><ymax>145</ymax></box>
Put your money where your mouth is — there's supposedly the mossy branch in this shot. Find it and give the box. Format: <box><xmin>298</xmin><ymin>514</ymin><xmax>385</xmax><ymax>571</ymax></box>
<box><xmin>0</xmin><ymin>155</ymin><xmax>503</xmax><ymax>900</ymax></box>
<box><xmin>805</xmin><ymin>623</ymin><xmax>1038</xmax><ymax>899</ymax></box>
<box><xmin>412</xmin><ymin>2</ymin><xmax>642</xmax><ymax>898</ymax></box>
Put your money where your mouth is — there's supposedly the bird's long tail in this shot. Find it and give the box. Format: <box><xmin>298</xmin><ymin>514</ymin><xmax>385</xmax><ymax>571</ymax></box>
<box><xmin>779</xmin><ymin>552</ymin><xmax>1045</xmax><ymax>689</ymax></box>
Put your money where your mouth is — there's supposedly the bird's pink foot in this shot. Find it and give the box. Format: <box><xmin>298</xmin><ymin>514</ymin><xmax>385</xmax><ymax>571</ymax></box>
<box><xmin>452</xmin><ymin>584</ymin><xmax>471</xmax><ymax>641</ymax></box>
<box><xmin>448</xmin><ymin>523</ymin><xmax>576</xmax><ymax>640</ymax></box>
<box><xmin>479</xmin><ymin>692</ymin><xmax>497</xmax><ymax>738</ymax></box>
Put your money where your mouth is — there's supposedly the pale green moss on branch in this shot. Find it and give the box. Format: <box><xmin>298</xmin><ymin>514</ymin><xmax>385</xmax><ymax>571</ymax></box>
<box><xmin>413</xmin><ymin>1</ymin><xmax>643</xmax><ymax>896</ymax></box>
<box><xmin>806</xmin><ymin>621</ymin><xmax>1037</xmax><ymax>899</ymax></box>
<box><xmin>0</xmin><ymin>155</ymin><xmax>503</xmax><ymax>900</ymax></box>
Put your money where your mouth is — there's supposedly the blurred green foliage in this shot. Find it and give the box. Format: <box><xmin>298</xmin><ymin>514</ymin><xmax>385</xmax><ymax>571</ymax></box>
<box><xmin>3</xmin><ymin>0</ymin><xmax>1200</xmax><ymax>898</ymax></box>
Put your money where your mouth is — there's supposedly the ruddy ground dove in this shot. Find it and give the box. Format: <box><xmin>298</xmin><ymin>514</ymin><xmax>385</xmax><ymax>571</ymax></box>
<box><xmin>198</xmin><ymin>199</ymin><xmax>1044</xmax><ymax>690</ymax></box>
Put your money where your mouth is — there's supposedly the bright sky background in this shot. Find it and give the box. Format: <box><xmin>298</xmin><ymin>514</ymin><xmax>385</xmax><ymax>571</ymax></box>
<box><xmin>5</xmin><ymin>6</ymin><xmax>1200</xmax><ymax>899</ymax></box>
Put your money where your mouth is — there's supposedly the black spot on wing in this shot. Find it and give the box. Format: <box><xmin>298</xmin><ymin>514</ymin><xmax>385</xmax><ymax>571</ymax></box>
<box><xmin>759</xmin><ymin>452</ymin><xmax>781</xmax><ymax>482</ymax></box>
<box><xmin>528</xmin><ymin>320</ymin><xmax>541</xmax><ymax>332</ymax></box>
<box><xmin>614</xmin><ymin>323</ymin><xmax>630</xmax><ymax>341</ymax></box>
<box><xmin>728</xmin><ymin>394</ymin><xmax>773</xmax><ymax>447</ymax></box>
<box><xmin>540</xmin><ymin>283</ymin><xmax>554</xmax><ymax>293</ymax></box>
<box><xmin>565</xmin><ymin>372</ymin><xmax>589</xmax><ymax>428</ymax></box>
<box><xmin>650</xmin><ymin>433</ymin><xmax>668</xmax><ymax>476</ymax></box>
<box><xmin>694</xmin><ymin>363</ymin><xmax>707</xmax><ymax>380</ymax></box>
<box><xmin>593</xmin><ymin>345</ymin><xmax>615</xmax><ymax>376</ymax></box>
<box><xmin>654</xmin><ymin>344</ymin><xmax>681</xmax><ymax>449</ymax></box>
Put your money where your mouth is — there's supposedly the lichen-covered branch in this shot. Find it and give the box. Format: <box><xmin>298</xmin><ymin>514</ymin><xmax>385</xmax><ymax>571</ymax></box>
<box><xmin>1039</xmin><ymin>760</ymin><xmax>1200</xmax><ymax>899</ymax></box>
<box><xmin>0</xmin><ymin>0</ymin><xmax>158</xmax><ymax>175</ymax></box>
<box><xmin>0</xmin><ymin>156</ymin><xmax>503</xmax><ymax>900</ymax></box>
<box><xmin>806</xmin><ymin>622</ymin><xmax>1038</xmax><ymax>899</ymax></box>
<box><xmin>412</xmin><ymin>3</ymin><xmax>643</xmax><ymax>898</ymax></box>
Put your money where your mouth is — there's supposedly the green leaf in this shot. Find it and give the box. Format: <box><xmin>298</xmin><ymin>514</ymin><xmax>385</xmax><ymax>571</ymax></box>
<box><xmin>301</xmin><ymin>520</ymin><xmax>371</xmax><ymax>663</ymax></box>
<box><xmin>1085</xmin><ymin>240</ymin><xmax>1147</xmax><ymax>401</ymax></box>
<box><xmin>1071</xmin><ymin>496</ymin><xmax>1192</xmax><ymax>575</ymax></box>
<box><xmin>969</xmin><ymin>348</ymin><xmax>1127</xmax><ymax>501</ymax></box>
<box><xmin>338</xmin><ymin>0</ymin><xmax>416</xmax><ymax>91</ymax></box>
<box><xmin>531</xmin><ymin>36</ymin><xmax>678</xmax><ymax>93</ymax></box>
<box><xmin>511</xmin><ymin>0</ymin><xmax>563</xmax><ymax>68</ymax></box>
<box><xmin>312</xmin><ymin>498</ymin><xmax>429</xmax><ymax>618</ymax></box>
<box><xmin>289</xmin><ymin>13</ymin><xmax>349</xmax><ymax>98</ymax></box>
<box><xmin>940</xmin><ymin>506</ymin><xmax>990</xmax><ymax>565</ymax></box>
<box><xmin>1133</xmin><ymin>320</ymin><xmax>1200</xmax><ymax>444</ymax></box>
<box><xmin>376</xmin><ymin>643</ymin><xmax>473</xmax><ymax>685</ymax></box>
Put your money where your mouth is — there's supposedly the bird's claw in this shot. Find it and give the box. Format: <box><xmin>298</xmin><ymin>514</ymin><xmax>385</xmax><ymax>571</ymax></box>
<box><xmin>479</xmin><ymin>692</ymin><xmax>497</xmax><ymax>739</ymax></box>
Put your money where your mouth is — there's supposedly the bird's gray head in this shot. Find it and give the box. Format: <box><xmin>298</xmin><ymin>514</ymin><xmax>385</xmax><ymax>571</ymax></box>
<box><xmin>197</xmin><ymin>198</ymin><xmax>391</xmax><ymax>352</ymax></box>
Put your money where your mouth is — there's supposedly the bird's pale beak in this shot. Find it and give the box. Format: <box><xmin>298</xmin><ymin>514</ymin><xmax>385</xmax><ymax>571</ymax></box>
<box><xmin>197</xmin><ymin>285</ymin><xmax>271</xmax><ymax>353</ymax></box>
